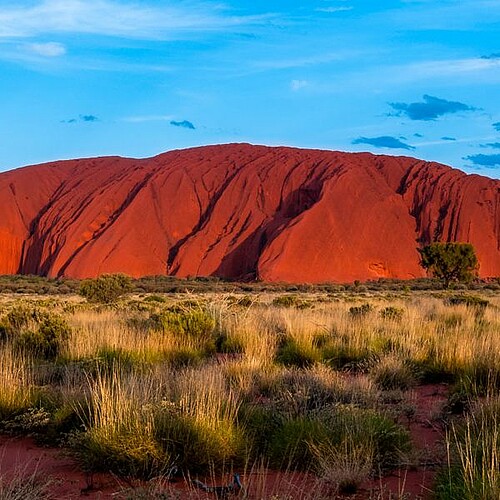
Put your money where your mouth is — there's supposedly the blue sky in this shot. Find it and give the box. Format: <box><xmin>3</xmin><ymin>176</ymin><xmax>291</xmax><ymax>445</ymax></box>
<box><xmin>0</xmin><ymin>0</ymin><xmax>499</xmax><ymax>177</ymax></box>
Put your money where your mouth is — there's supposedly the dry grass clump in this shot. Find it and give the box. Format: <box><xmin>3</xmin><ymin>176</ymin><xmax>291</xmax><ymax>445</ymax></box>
<box><xmin>369</xmin><ymin>355</ymin><xmax>416</xmax><ymax>391</ymax></box>
<box><xmin>72</xmin><ymin>363</ymin><xmax>247</xmax><ymax>477</ymax></box>
<box><xmin>436</xmin><ymin>397</ymin><xmax>500</xmax><ymax>499</ymax></box>
<box><xmin>309</xmin><ymin>439</ymin><xmax>374</xmax><ymax>494</ymax></box>
<box><xmin>0</xmin><ymin>462</ymin><xmax>51</xmax><ymax>500</ymax></box>
<box><xmin>0</xmin><ymin>347</ymin><xmax>33</xmax><ymax>419</ymax></box>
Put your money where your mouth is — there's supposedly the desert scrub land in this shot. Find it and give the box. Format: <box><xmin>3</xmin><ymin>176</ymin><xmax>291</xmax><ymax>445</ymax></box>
<box><xmin>0</xmin><ymin>284</ymin><xmax>499</xmax><ymax>498</ymax></box>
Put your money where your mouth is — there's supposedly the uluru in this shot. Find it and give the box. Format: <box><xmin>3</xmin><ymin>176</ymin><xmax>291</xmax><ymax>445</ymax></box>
<box><xmin>0</xmin><ymin>143</ymin><xmax>499</xmax><ymax>282</ymax></box>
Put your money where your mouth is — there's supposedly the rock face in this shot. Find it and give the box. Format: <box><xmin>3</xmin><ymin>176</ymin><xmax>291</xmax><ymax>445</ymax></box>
<box><xmin>0</xmin><ymin>144</ymin><xmax>499</xmax><ymax>282</ymax></box>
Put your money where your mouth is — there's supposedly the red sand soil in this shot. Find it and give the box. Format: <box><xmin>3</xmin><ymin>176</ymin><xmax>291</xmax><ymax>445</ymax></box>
<box><xmin>0</xmin><ymin>384</ymin><xmax>449</xmax><ymax>499</ymax></box>
<box><xmin>1</xmin><ymin>144</ymin><xmax>499</xmax><ymax>282</ymax></box>
<box><xmin>0</xmin><ymin>435</ymin><xmax>122</xmax><ymax>498</ymax></box>
<box><xmin>359</xmin><ymin>383</ymin><xmax>449</xmax><ymax>500</ymax></box>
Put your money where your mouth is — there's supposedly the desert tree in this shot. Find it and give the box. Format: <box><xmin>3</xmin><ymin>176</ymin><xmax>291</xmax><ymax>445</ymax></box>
<box><xmin>418</xmin><ymin>242</ymin><xmax>479</xmax><ymax>288</ymax></box>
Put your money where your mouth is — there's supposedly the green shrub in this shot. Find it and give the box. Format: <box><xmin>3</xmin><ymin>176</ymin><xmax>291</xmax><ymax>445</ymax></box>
<box><xmin>227</xmin><ymin>295</ymin><xmax>253</xmax><ymax>307</ymax></box>
<box><xmin>446</xmin><ymin>295</ymin><xmax>489</xmax><ymax>310</ymax></box>
<box><xmin>380</xmin><ymin>306</ymin><xmax>404</xmax><ymax>321</ymax></box>
<box><xmin>15</xmin><ymin>315</ymin><xmax>71</xmax><ymax>360</ymax></box>
<box><xmin>79</xmin><ymin>274</ymin><xmax>132</xmax><ymax>303</ymax></box>
<box><xmin>276</xmin><ymin>340</ymin><xmax>321</xmax><ymax>368</ymax></box>
<box><xmin>266</xmin><ymin>405</ymin><xmax>410</xmax><ymax>471</ymax></box>
<box><xmin>272</xmin><ymin>295</ymin><xmax>309</xmax><ymax>308</ymax></box>
<box><xmin>269</xmin><ymin>416</ymin><xmax>327</xmax><ymax>468</ymax></box>
<box><xmin>323</xmin><ymin>345</ymin><xmax>373</xmax><ymax>371</ymax></box>
<box><xmin>3</xmin><ymin>305</ymin><xmax>49</xmax><ymax>336</ymax></box>
<box><xmin>164</xmin><ymin>347</ymin><xmax>205</xmax><ymax>367</ymax></box>
<box><xmin>152</xmin><ymin>309</ymin><xmax>215</xmax><ymax>339</ymax></box>
<box><xmin>348</xmin><ymin>303</ymin><xmax>373</xmax><ymax>319</ymax></box>
<box><xmin>143</xmin><ymin>295</ymin><xmax>166</xmax><ymax>303</ymax></box>
<box><xmin>71</xmin><ymin>429</ymin><xmax>171</xmax><ymax>478</ymax></box>
<box><xmin>155</xmin><ymin>413</ymin><xmax>247</xmax><ymax>472</ymax></box>
<box><xmin>418</xmin><ymin>242</ymin><xmax>479</xmax><ymax>288</ymax></box>
<box><xmin>215</xmin><ymin>333</ymin><xmax>244</xmax><ymax>354</ymax></box>
<box><xmin>1</xmin><ymin>407</ymin><xmax>51</xmax><ymax>436</ymax></box>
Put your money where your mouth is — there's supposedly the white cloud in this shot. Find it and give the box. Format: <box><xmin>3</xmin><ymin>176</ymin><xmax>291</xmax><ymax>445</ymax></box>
<box><xmin>25</xmin><ymin>41</ymin><xmax>66</xmax><ymax>57</ymax></box>
<box><xmin>0</xmin><ymin>0</ymin><xmax>273</xmax><ymax>40</ymax></box>
<box><xmin>315</xmin><ymin>7</ymin><xmax>353</xmax><ymax>13</ymax></box>
<box><xmin>290</xmin><ymin>79</ymin><xmax>308</xmax><ymax>91</ymax></box>
<box><xmin>408</xmin><ymin>57</ymin><xmax>500</xmax><ymax>77</ymax></box>
<box><xmin>375</xmin><ymin>57</ymin><xmax>500</xmax><ymax>86</ymax></box>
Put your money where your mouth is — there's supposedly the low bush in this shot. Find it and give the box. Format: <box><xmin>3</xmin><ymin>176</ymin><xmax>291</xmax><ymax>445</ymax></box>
<box><xmin>143</xmin><ymin>295</ymin><xmax>166</xmax><ymax>303</ymax></box>
<box><xmin>151</xmin><ymin>309</ymin><xmax>215</xmax><ymax>339</ymax></box>
<box><xmin>155</xmin><ymin>411</ymin><xmax>247</xmax><ymax>472</ymax></box>
<box><xmin>348</xmin><ymin>303</ymin><xmax>373</xmax><ymax>319</ymax></box>
<box><xmin>71</xmin><ymin>428</ymin><xmax>171</xmax><ymax>478</ymax></box>
<box><xmin>446</xmin><ymin>294</ymin><xmax>489</xmax><ymax>310</ymax></box>
<box><xmin>272</xmin><ymin>295</ymin><xmax>309</xmax><ymax>308</ymax></box>
<box><xmin>323</xmin><ymin>345</ymin><xmax>374</xmax><ymax>371</ymax></box>
<box><xmin>266</xmin><ymin>404</ymin><xmax>410</xmax><ymax>471</ymax></box>
<box><xmin>379</xmin><ymin>306</ymin><xmax>405</xmax><ymax>321</ymax></box>
<box><xmin>79</xmin><ymin>274</ymin><xmax>132</xmax><ymax>304</ymax></box>
<box><xmin>15</xmin><ymin>314</ymin><xmax>71</xmax><ymax>360</ymax></box>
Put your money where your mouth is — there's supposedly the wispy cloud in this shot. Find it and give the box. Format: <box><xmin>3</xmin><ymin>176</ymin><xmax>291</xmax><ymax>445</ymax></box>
<box><xmin>123</xmin><ymin>115</ymin><xmax>173</xmax><ymax>123</ymax></box>
<box><xmin>316</xmin><ymin>6</ymin><xmax>353</xmax><ymax>13</ymax></box>
<box><xmin>406</xmin><ymin>57</ymin><xmax>500</xmax><ymax>78</ymax></box>
<box><xmin>494</xmin><ymin>122</ymin><xmax>500</xmax><ymax>131</ymax></box>
<box><xmin>25</xmin><ymin>41</ymin><xmax>66</xmax><ymax>57</ymax></box>
<box><xmin>480</xmin><ymin>142</ymin><xmax>500</xmax><ymax>149</ymax></box>
<box><xmin>414</xmin><ymin>135</ymin><xmax>497</xmax><ymax>147</ymax></box>
<box><xmin>464</xmin><ymin>153</ymin><xmax>500</xmax><ymax>167</ymax></box>
<box><xmin>389</xmin><ymin>95</ymin><xmax>476</xmax><ymax>121</ymax></box>
<box><xmin>253</xmin><ymin>51</ymin><xmax>355</xmax><ymax>70</ymax></box>
<box><xmin>170</xmin><ymin>120</ymin><xmax>195</xmax><ymax>130</ymax></box>
<box><xmin>441</xmin><ymin>136</ymin><xmax>456</xmax><ymax>141</ymax></box>
<box><xmin>352</xmin><ymin>136</ymin><xmax>415</xmax><ymax>150</ymax></box>
<box><xmin>0</xmin><ymin>0</ymin><xmax>273</xmax><ymax>40</ymax></box>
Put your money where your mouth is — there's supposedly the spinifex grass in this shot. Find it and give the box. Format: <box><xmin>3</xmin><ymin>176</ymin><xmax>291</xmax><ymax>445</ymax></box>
<box><xmin>71</xmin><ymin>365</ymin><xmax>170</xmax><ymax>478</ymax></box>
<box><xmin>436</xmin><ymin>397</ymin><xmax>500</xmax><ymax>500</ymax></box>
<box><xmin>0</xmin><ymin>460</ymin><xmax>51</xmax><ymax>500</ymax></box>
<box><xmin>0</xmin><ymin>346</ymin><xmax>34</xmax><ymax>419</ymax></box>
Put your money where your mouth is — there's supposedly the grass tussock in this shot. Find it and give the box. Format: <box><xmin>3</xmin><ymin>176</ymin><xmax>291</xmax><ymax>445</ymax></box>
<box><xmin>0</xmin><ymin>347</ymin><xmax>34</xmax><ymax>420</ymax></box>
<box><xmin>436</xmin><ymin>398</ymin><xmax>500</xmax><ymax>499</ymax></box>
<box><xmin>0</xmin><ymin>462</ymin><xmax>51</xmax><ymax>500</ymax></box>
